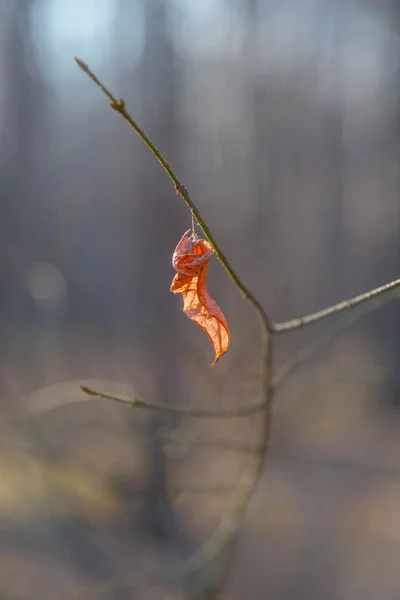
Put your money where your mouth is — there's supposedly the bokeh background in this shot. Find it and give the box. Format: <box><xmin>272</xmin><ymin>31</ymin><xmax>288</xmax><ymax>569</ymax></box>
<box><xmin>2</xmin><ymin>0</ymin><xmax>400</xmax><ymax>598</ymax></box>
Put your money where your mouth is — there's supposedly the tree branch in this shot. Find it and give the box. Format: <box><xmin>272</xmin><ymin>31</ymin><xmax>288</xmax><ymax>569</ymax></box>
<box><xmin>79</xmin><ymin>384</ymin><xmax>265</xmax><ymax>418</ymax></box>
<box><xmin>74</xmin><ymin>57</ymin><xmax>270</xmax><ymax>334</ymax></box>
<box><xmin>272</xmin><ymin>276</ymin><xmax>400</xmax><ymax>333</ymax></box>
<box><xmin>75</xmin><ymin>57</ymin><xmax>274</xmax><ymax>599</ymax></box>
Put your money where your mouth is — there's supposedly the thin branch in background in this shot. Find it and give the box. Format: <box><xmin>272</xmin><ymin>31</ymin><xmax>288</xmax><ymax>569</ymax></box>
<box><xmin>272</xmin><ymin>276</ymin><xmax>400</xmax><ymax>333</ymax></box>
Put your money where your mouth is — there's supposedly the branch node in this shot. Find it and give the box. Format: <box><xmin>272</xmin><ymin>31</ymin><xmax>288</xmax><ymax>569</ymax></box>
<box><xmin>175</xmin><ymin>182</ymin><xmax>187</xmax><ymax>196</ymax></box>
<box><xmin>109</xmin><ymin>98</ymin><xmax>125</xmax><ymax>111</ymax></box>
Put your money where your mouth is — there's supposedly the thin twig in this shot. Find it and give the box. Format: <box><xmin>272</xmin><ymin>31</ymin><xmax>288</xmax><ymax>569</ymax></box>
<box><xmin>79</xmin><ymin>385</ymin><xmax>264</xmax><ymax>418</ymax></box>
<box><xmin>74</xmin><ymin>57</ymin><xmax>270</xmax><ymax>333</ymax></box>
<box><xmin>272</xmin><ymin>276</ymin><xmax>400</xmax><ymax>333</ymax></box>
<box><xmin>272</xmin><ymin>287</ymin><xmax>397</xmax><ymax>390</ymax></box>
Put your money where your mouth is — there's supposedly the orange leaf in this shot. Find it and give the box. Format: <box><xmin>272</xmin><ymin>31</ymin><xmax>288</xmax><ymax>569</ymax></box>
<box><xmin>170</xmin><ymin>230</ymin><xmax>230</xmax><ymax>366</ymax></box>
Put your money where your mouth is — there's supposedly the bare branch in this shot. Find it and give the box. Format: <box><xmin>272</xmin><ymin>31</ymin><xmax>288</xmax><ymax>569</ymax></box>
<box><xmin>272</xmin><ymin>276</ymin><xmax>400</xmax><ymax>333</ymax></box>
<box><xmin>75</xmin><ymin>57</ymin><xmax>274</xmax><ymax>599</ymax></box>
<box><xmin>79</xmin><ymin>385</ymin><xmax>266</xmax><ymax>418</ymax></box>
<box><xmin>74</xmin><ymin>57</ymin><xmax>271</xmax><ymax>333</ymax></box>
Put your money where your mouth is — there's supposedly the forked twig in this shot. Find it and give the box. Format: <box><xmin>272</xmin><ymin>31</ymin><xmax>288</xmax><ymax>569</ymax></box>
<box><xmin>75</xmin><ymin>57</ymin><xmax>400</xmax><ymax>600</ymax></box>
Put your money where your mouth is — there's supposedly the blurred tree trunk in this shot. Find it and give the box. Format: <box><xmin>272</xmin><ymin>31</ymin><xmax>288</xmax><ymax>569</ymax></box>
<box><xmin>0</xmin><ymin>0</ymin><xmax>132</xmax><ymax>591</ymax></box>
<box><xmin>321</xmin><ymin>98</ymin><xmax>346</xmax><ymax>297</ymax></box>
<box><xmin>0</xmin><ymin>0</ymin><xmax>45</xmax><ymax>394</ymax></box>
<box><xmin>137</xmin><ymin>0</ymin><xmax>181</xmax><ymax>538</ymax></box>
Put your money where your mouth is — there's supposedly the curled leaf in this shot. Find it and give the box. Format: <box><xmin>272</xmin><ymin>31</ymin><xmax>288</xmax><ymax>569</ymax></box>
<box><xmin>170</xmin><ymin>230</ymin><xmax>230</xmax><ymax>366</ymax></box>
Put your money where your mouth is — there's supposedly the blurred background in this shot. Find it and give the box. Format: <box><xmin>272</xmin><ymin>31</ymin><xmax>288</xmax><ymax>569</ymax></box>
<box><xmin>1</xmin><ymin>0</ymin><xmax>400</xmax><ymax>598</ymax></box>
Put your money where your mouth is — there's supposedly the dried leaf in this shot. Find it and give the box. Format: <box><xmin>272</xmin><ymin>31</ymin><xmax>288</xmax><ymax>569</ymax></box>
<box><xmin>170</xmin><ymin>230</ymin><xmax>230</xmax><ymax>366</ymax></box>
